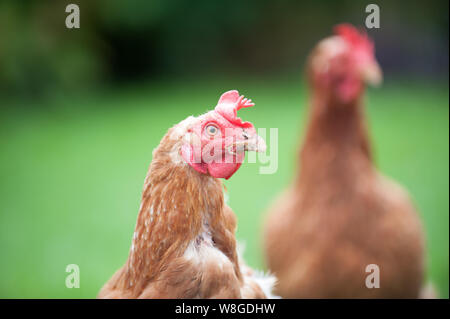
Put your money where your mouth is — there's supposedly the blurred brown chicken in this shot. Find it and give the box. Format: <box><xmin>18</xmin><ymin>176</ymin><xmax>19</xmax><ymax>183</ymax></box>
<box><xmin>263</xmin><ymin>24</ymin><xmax>426</xmax><ymax>298</ymax></box>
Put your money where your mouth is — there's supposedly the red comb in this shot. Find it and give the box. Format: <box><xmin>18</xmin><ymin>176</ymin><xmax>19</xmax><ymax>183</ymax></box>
<box><xmin>215</xmin><ymin>90</ymin><xmax>255</xmax><ymax>128</ymax></box>
<box><xmin>334</xmin><ymin>23</ymin><xmax>374</xmax><ymax>55</ymax></box>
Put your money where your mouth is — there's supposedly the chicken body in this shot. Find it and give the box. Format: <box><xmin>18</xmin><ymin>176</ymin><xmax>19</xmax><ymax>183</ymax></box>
<box><xmin>263</xmin><ymin>26</ymin><xmax>425</xmax><ymax>298</ymax></box>
<box><xmin>99</xmin><ymin>91</ymin><xmax>272</xmax><ymax>298</ymax></box>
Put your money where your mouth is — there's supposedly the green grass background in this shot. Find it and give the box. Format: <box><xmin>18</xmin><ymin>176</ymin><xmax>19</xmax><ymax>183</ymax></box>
<box><xmin>0</xmin><ymin>76</ymin><xmax>448</xmax><ymax>298</ymax></box>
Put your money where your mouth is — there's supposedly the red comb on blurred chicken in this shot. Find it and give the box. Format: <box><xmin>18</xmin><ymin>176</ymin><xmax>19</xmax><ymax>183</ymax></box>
<box><xmin>263</xmin><ymin>24</ymin><xmax>427</xmax><ymax>298</ymax></box>
<box><xmin>99</xmin><ymin>90</ymin><xmax>274</xmax><ymax>298</ymax></box>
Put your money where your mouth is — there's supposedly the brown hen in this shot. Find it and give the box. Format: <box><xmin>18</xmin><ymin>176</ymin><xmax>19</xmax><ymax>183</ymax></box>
<box><xmin>99</xmin><ymin>90</ymin><xmax>275</xmax><ymax>298</ymax></box>
<box><xmin>263</xmin><ymin>25</ymin><xmax>426</xmax><ymax>298</ymax></box>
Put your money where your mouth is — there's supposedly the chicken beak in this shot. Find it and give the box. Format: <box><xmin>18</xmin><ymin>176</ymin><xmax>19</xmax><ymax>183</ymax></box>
<box><xmin>362</xmin><ymin>61</ymin><xmax>383</xmax><ymax>87</ymax></box>
<box><xmin>227</xmin><ymin>133</ymin><xmax>266</xmax><ymax>155</ymax></box>
<box><xmin>244</xmin><ymin>134</ymin><xmax>266</xmax><ymax>153</ymax></box>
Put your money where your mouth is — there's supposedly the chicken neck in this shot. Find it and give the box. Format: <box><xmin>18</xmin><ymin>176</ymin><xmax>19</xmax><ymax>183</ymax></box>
<box><xmin>122</xmin><ymin>131</ymin><xmax>242</xmax><ymax>292</ymax></box>
<box><xmin>297</xmin><ymin>91</ymin><xmax>374</xmax><ymax>189</ymax></box>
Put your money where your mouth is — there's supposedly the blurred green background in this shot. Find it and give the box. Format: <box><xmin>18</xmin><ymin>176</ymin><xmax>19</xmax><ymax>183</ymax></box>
<box><xmin>0</xmin><ymin>0</ymin><xmax>448</xmax><ymax>298</ymax></box>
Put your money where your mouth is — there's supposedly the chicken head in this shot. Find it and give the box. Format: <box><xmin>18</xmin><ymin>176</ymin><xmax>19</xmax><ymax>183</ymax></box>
<box><xmin>180</xmin><ymin>90</ymin><xmax>266</xmax><ymax>179</ymax></box>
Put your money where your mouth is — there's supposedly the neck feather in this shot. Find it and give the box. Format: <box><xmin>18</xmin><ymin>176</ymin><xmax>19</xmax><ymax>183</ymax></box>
<box><xmin>121</xmin><ymin>127</ymin><xmax>240</xmax><ymax>292</ymax></box>
<box><xmin>298</xmin><ymin>91</ymin><xmax>373</xmax><ymax>186</ymax></box>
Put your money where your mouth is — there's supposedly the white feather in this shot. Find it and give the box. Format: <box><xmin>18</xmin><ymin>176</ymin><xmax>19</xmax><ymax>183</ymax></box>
<box><xmin>237</xmin><ymin>240</ymin><xmax>280</xmax><ymax>299</ymax></box>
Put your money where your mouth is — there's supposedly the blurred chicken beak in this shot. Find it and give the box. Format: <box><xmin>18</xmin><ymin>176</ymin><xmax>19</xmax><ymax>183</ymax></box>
<box><xmin>362</xmin><ymin>61</ymin><xmax>383</xmax><ymax>87</ymax></box>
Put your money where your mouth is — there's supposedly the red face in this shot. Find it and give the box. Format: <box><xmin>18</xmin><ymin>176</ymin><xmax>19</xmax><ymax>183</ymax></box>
<box><xmin>180</xmin><ymin>91</ymin><xmax>266</xmax><ymax>179</ymax></box>
<box><xmin>328</xmin><ymin>52</ymin><xmax>365</xmax><ymax>103</ymax></box>
<box><xmin>312</xmin><ymin>24</ymin><xmax>382</xmax><ymax>103</ymax></box>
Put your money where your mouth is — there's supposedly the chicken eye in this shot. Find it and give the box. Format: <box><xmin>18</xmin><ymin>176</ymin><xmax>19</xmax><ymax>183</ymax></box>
<box><xmin>205</xmin><ymin>124</ymin><xmax>220</xmax><ymax>136</ymax></box>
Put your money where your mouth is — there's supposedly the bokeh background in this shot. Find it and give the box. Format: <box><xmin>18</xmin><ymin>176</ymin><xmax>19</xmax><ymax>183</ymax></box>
<box><xmin>0</xmin><ymin>0</ymin><xmax>448</xmax><ymax>298</ymax></box>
